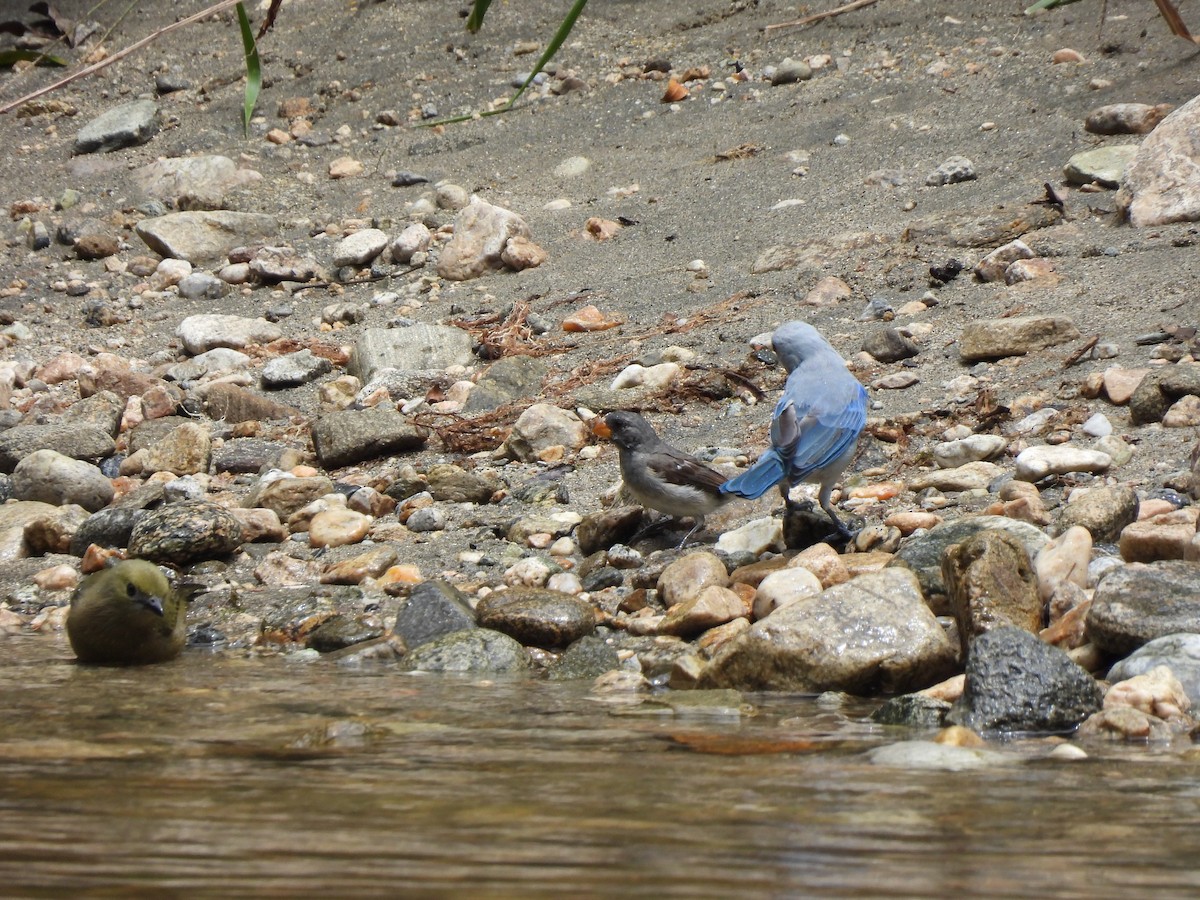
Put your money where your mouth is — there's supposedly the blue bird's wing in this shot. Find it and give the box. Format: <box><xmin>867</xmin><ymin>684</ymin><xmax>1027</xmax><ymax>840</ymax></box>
<box><xmin>772</xmin><ymin>379</ymin><xmax>867</xmax><ymax>481</ymax></box>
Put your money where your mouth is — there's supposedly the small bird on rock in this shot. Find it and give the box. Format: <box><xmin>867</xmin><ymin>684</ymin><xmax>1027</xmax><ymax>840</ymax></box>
<box><xmin>721</xmin><ymin>320</ymin><xmax>867</xmax><ymax>538</ymax></box>
<box><xmin>601</xmin><ymin>410</ymin><xmax>731</xmax><ymax>547</ymax></box>
<box><xmin>66</xmin><ymin>559</ymin><xmax>187</xmax><ymax>666</ymax></box>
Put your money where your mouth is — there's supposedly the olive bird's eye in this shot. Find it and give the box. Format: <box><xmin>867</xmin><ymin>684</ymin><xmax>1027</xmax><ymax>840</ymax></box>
<box><xmin>126</xmin><ymin>582</ymin><xmax>138</xmax><ymax>598</ymax></box>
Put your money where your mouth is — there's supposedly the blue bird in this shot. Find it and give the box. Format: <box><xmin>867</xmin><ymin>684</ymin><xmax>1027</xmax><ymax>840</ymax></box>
<box><xmin>720</xmin><ymin>321</ymin><xmax>868</xmax><ymax>537</ymax></box>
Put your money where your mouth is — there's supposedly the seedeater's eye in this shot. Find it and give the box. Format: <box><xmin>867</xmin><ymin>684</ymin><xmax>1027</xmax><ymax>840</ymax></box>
<box><xmin>126</xmin><ymin>582</ymin><xmax>137</xmax><ymax>598</ymax></box>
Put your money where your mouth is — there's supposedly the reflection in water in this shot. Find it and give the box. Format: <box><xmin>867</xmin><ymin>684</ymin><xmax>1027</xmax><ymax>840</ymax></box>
<box><xmin>1</xmin><ymin>634</ymin><xmax>1199</xmax><ymax>897</ymax></box>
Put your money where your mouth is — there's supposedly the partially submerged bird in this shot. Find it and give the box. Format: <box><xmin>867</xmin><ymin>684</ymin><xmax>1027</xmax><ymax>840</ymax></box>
<box><xmin>66</xmin><ymin>560</ymin><xmax>187</xmax><ymax>666</ymax></box>
<box><xmin>721</xmin><ymin>320</ymin><xmax>867</xmax><ymax>538</ymax></box>
<box><xmin>602</xmin><ymin>410</ymin><xmax>731</xmax><ymax>547</ymax></box>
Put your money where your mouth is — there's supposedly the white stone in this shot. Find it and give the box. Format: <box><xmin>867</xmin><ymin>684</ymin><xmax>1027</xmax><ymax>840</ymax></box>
<box><xmin>1015</xmin><ymin>446</ymin><xmax>1112</xmax><ymax>482</ymax></box>
<box><xmin>932</xmin><ymin>434</ymin><xmax>1007</xmax><ymax>468</ymax></box>
<box><xmin>715</xmin><ymin>516</ymin><xmax>784</xmax><ymax>556</ymax></box>
<box><xmin>753</xmin><ymin>567</ymin><xmax>823</xmax><ymax>620</ymax></box>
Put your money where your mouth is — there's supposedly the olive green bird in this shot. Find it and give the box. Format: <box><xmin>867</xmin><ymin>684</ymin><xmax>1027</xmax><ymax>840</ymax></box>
<box><xmin>67</xmin><ymin>560</ymin><xmax>187</xmax><ymax>666</ymax></box>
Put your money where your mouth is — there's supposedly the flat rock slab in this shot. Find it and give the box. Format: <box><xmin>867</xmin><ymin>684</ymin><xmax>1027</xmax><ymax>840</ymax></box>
<box><xmin>74</xmin><ymin>99</ymin><xmax>160</xmax><ymax>154</ymax></box>
<box><xmin>135</xmin><ymin>211</ymin><xmax>279</xmax><ymax>263</ymax></box>
<box><xmin>352</xmin><ymin>325</ymin><xmax>474</xmax><ymax>383</ymax></box>
<box><xmin>310</xmin><ymin>406</ymin><xmax>429</xmax><ymax>468</ymax></box>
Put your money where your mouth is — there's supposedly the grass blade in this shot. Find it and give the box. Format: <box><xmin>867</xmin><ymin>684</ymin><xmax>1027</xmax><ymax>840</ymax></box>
<box><xmin>505</xmin><ymin>0</ymin><xmax>588</xmax><ymax>110</ymax></box>
<box><xmin>466</xmin><ymin>0</ymin><xmax>493</xmax><ymax>34</ymax></box>
<box><xmin>235</xmin><ymin>1</ymin><xmax>261</xmax><ymax>137</ymax></box>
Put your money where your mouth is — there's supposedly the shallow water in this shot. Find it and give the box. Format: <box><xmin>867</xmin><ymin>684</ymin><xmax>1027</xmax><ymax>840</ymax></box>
<box><xmin>2</xmin><ymin>635</ymin><xmax>1198</xmax><ymax>898</ymax></box>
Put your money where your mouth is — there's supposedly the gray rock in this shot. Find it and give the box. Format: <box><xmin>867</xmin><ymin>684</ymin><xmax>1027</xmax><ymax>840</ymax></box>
<box><xmin>69</xmin><ymin>507</ymin><xmax>147</xmax><ymax>555</ymax></box>
<box><xmin>177</xmin><ymin>272</ymin><xmax>229</xmax><ymax>300</ymax></box>
<box><xmin>925</xmin><ymin>155</ymin><xmax>977</xmax><ymax>186</ymax></box>
<box><xmin>389</xmin><ymin>223</ymin><xmax>432</xmax><ymax>263</ymax></box>
<box><xmin>770</xmin><ymin>57</ymin><xmax>812</xmax><ymax>85</ymax></box>
<box><xmin>437</xmin><ymin>197</ymin><xmax>535</xmax><ymax>281</ymax></box>
<box><xmin>504</xmin><ymin>403</ymin><xmax>588</xmax><ymax>462</ymax></box>
<box><xmin>310</xmin><ymin>406</ymin><xmax>429</xmax><ymax>468</ymax></box>
<box><xmin>1056</xmin><ymin>484</ymin><xmax>1139</xmax><ymax>542</ymax></box>
<box><xmin>943</xmin><ymin>529</ymin><xmax>1042</xmax><ymax>656</ymax></box>
<box><xmin>135</xmin><ymin>211</ymin><xmax>278</xmax><ymax>263</ymax></box>
<box><xmin>0</xmin><ymin>423</ymin><xmax>115</xmax><ymax>472</ymax></box>
<box><xmin>948</xmin><ymin>626</ymin><xmax>1102</xmax><ymax>733</ymax></box>
<box><xmin>1063</xmin><ymin>145</ymin><xmax>1138</xmax><ymax>188</ymax></box>
<box><xmin>261</xmin><ymin>349</ymin><xmax>332</xmax><ymax>389</ymax></box>
<box><xmin>332</xmin><ymin>228</ymin><xmax>388</xmax><ymax>267</ymax></box>
<box><xmin>1084</xmin><ymin>102</ymin><xmax>1171</xmax><ymax>136</ymax></box>
<box><xmin>959</xmin><ymin>315</ymin><xmax>1081</xmax><ymax>361</ymax></box>
<box><xmin>1129</xmin><ymin>364</ymin><xmax>1200</xmax><ymax>425</ymax></box>
<box><xmin>176</xmin><ymin>314</ymin><xmax>283</xmax><ymax>355</ymax></box>
<box><xmin>400</xmin><ymin>628</ymin><xmax>529</xmax><ymax>673</ymax></box>
<box><xmin>1087</xmin><ymin>561</ymin><xmax>1200</xmax><ymax>656</ymax></box>
<box><xmin>1116</xmin><ymin>93</ymin><xmax>1200</xmax><ymax>226</ymax></box>
<box><xmin>697</xmin><ymin>568</ymin><xmax>957</xmax><ymax>694</ymax></box>
<box><xmin>463</xmin><ymin>355</ymin><xmax>550</xmax><ymax>413</ymax></box>
<box><xmin>932</xmin><ymin>434</ymin><xmax>1006</xmax><ymax>468</ymax></box>
<box><xmin>426</xmin><ymin>463</ymin><xmax>496</xmax><ymax>503</ymax></box>
<box><xmin>11</xmin><ymin>449</ymin><xmax>113</xmax><ymax>512</ymax></box>
<box><xmin>1108</xmin><ymin>633</ymin><xmax>1200</xmax><ymax>705</ymax></box>
<box><xmin>352</xmin><ymin>325</ymin><xmax>474</xmax><ymax>383</ymax></box>
<box><xmin>475</xmin><ymin>587</ymin><xmax>597</xmax><ymax>650</ymax></box>
<box><xmin>249</xmin><ymin>246</ymin><xmax>321</xmax><ymax>283</ymax></box>
<box><xmin>306</xmin><ymin>614</ymin><xmax>385</xmax><ymax>653</ymax></box>
<box><xmin>132</xmin><ymin>154</ymin><xmax>261</xmax><ymax>210</ymax></box>
<box><xmin>548</xmin><ymin>634</ymin><xmax>622</xmax><ymax>679</ymax></box>
<box><xmin>866</xmin><ymin>740</ymin><xmax>1006</xmax><ymax>770</ymax></box>
<box><xmin>201</xmin><ymin>383</ymin><xmax>300</xmax><ymax>423</ymax></box>
<box><xmin>128</xmin><ymin>500</ymin><xmax>244</xmax><ymax>565</ymax></box>
<box><xmin>393</xmin><ymin>580</ymin><xmax>477</xmax><ymax>650</ymax></box>
<box><xmin>889</xmin><ymin>516</ymin><xmax>1049</xmax><ymax>614</ymax></box>
<box><xmin>576</xmin><ymin>506</ymin><xmax>643</xmax><ymax>555</ymax></box>
<box><xmin>73</xmin><ymin>99</ymin><xmax>160</xmax><ymax>154</ymax></box>
<box><xmin>405</xmin><ymin>507</ymin><xmax>446</xmax><ymax>532</ymax></box>
<box><xmin>862</xmin><ymin>327</ymin><xmax>919</xmax><ymax>363</ymax></box>
<box><xmin>212</xmin><ymin>438</ymin><xmax>290</xmax><ymax>474</ymax></box>
<box><xmin>870</xmin><ymin>694</ymin><xmax>952</xmax><ymax>728</ymax></box>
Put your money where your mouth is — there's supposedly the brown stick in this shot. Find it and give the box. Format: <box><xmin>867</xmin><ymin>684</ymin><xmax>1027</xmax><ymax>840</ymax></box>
<box><xmin>0</xmin><ymin>0</ymin><xmax>245</xmax><ymax>115</ymax></box>
<box><xmin>764</xmin><ymin>0</ymin><xmax>880</xmax><ymax>34</ymax></box>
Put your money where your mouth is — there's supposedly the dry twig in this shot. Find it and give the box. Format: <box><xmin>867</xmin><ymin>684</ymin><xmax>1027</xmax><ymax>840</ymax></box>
<box><xmin>764</xmin><ymin>0</ymin><xmax>881</xmax><ymax>34</ymax></box>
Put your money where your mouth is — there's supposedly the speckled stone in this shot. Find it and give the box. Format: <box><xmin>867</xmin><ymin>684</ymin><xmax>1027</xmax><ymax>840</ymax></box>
<box><xmin>127</xmin><ymin>500</ymin><xmax>244</xmax><ymax>564</ymax></box>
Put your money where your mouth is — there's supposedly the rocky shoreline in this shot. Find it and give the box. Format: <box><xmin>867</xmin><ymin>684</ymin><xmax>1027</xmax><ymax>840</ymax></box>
<box><xmin>1</xmin><ymin>0</ymin><xmax>1200</xmax><ymax>760</ymax></box>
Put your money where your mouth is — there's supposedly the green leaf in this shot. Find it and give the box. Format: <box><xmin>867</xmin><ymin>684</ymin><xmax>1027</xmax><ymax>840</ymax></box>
<box><xmin>466</xmin><ymin>0</ymin><xmax>493</xmax><ymax>33</ymax></box>
<box><xmin>0</xmin><ymin>49</ymin><xmax>67</xmax><ymax>67</ymax></box>
<box><xmin>236</xmin><ymin>2</ymin><xmax>261</xmax><ymax>138</ymax></box>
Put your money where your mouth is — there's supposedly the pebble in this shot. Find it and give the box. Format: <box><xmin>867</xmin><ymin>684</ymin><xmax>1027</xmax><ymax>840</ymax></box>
<box><xmin>932</xmin><ymin>434</ymin><xmax>1006</xmax><ymax>468</ymax></box>
<box><xmin>752</xmin><ymin>567</ymin><xmax>823</xmax><ymax>620</ymax></box>
<box><xmin>1014</xmin><ymin>446</ymin><xmax>1111</xmax><ymax>482</ymax></box>
<box><xmin>262</xmin><ymin>349</ymin><xmax>332</xmax><ymax>389</ymax></box>
<box><xmin>389</xmin><ymin>223</ymin><xmax>431</xmax><ymax>263</ymax></box>
<box><xmin>73</xmin><ymin>99</ymin><xmax>160</xmax><ymax>154</ymax></box>
<box><xmin>332</xmin><ymin>229</ymin><xmax>388</xmax><ymax>267</ymax></box>
<box><xmin>1085</xmin><ymin>102</ymin><xmax>1172</xmax><ymax>135</ymax></box>
<box><xmin>715</xmin><ymin>517</ymin><xmax>784</xmax><ymax>556</ymax></box>
<box><xmin>658</xmin><ymin>552</ymin><xmax>730</xmax><ymax>606</ymax></box>
<box><xmin>309</xmin><ymin>506</ymin><xmax>371</xmax><ymax>548</ymax></box>
<box><xmin>475</xmin><ymin>587</ymin><xmax>596</xmax><ymax>650</ymax></box>
<box><xmin>660</xmin><ymin>585</ymin><xmax>748</xmax><ymax>638</ymax></box>
<box><xmin>1034</xmin><ymin>526</ymin><xmax>1092</xmax><ymax>603</ymax></box>
<box><xmin>925</xmin><ymin>155</ymin><xmax>976</xmax><ymax>186</ymax></box>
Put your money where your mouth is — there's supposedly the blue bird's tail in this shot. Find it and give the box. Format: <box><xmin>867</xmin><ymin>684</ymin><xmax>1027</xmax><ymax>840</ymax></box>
<box><xmin>720</xmin><ymin>449</ymin><xmax>786</xmax><ymax>499</ymax></box>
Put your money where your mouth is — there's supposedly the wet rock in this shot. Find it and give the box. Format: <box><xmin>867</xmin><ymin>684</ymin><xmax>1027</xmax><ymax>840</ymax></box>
<box><xmin>948</xmin><ymin>626</ymin><xmax>1102</xmax><ymax>733</ymax></box>
<box><xmin>401</xmin><ymin>628</ymin><xmax>529</xmax><ymax>673</ymax></box>
<box><xmin>752</xmin><ymin>567</ymin><xmax>823</xmax><ymax>620</ymax></box>
<box><xmin>1085</xmin><ymin>103</ymin><xmax>1172</xmax><ymax>135</ymax></box>
<box><xmin>177</xmin><ymin>314</ymin><xmax>282</xmax><ymax>355</ymax></box>
<box><xmin>862</xmin><ymin>327</ymin><xmax>919</xmax><ymax>363</ymax></box>
<box><xmin>1105</xmin><ymin>665</ymin><xmax>1191</xmax><ymax>718</ymax></box>
<box><xmin>393</xmin><ymin>580</ymin><xmax>476</xmax><ymax>649</ymax></box>
<box><xmin>503</xmin><ymin>403</ymin><xmax>587</xmax><ymax>462</ymax></box>
<box><xmin>306</xmin><ymin>614</ymin><xmax>385</xmax><ymax>653</ymax></box>
<box><xmin>133</xmin><ymin>154</ymin><xmax>261</xmax><ymax>210</ymax></box>
<box><xmin>932</xmin><ymin>434</ymin><xmax>1006</xmax><ymax>468</ymax></box>
<box><xmin>476</xmin><ymin>587</ymin><xmax>596</xmax><ymax>649</ymax></box>
<box><xmin>698</xmin><ymin>568</ymin><xmax>957</xmax><ymax>694</ymax></box>
<box><xmin>658</xmin><ymin>551</ymin><xmax>730</xmax><ymax>606</ymax></box>
<box><xmin>311</xmin><ymin>406</ymin><xmax>428</xmax><ymax>468</ymax></box>
<box><xmin>889</xmin><ymin>515</ymin><xmax>1049</xmax><ymax>614</ymax></box>
<box><xmin>959</xmin><ymin>315</ymin><xmax>1081</xmax><ymax>361</ymax></box>
<box><xmin>1116</xmin><ymin>93</ymin><xmax>1200</xmax><ymax>226</ymax></box>
<box><xmin>0</xmin><ymin>423</ymin><xmax>115</xmax><ymax>472</ymax></box>
<box><xmin>1087</xmin><ymin>561</ymin><xmax>1200</xmax><ymax>656</ymax></box>
<box><xmin>69</xmin><ymin>507</ymin><xmax>147</xmax><ymax>555</ymax></box>
<box><xmin>1056</xmin><ymin>484</ymin><xmax>1137</xmax><ymax>542</ymax></box>
<box><xmin>262</xmin><ymin>349</ymin><xmax>332</xmax><ymax>389</ymax></box>
<box><xmin>332</xmin><ymin>229</ymin><xmax>388</xmax><ymax>268</ymax></box>
<box><xmin>1076</xmin><ymin>705</ymin><xmax>1180</xmax><ymax>741</ymax></box>
<box><xmin>437</xmin><ymin>197</ymin><xmax>542</xmax><ymax>281</ymax></box>
<box><xmin>1063</xmin><ymin>145</ymin><xmax>1138</xmax><ymax>188</ymax></box>
<box><xmin>135</xmin><ymin>211</ymin><xmax>278</xmax><ymax>263</ymax></box>
<box><xmin>870</xmin><ymin>694</ymin><xmax>952</xmax><ymax>727</ymax></box>
<box><xmin>659</xmin><ymin>585</ymin><xmax>747</xmax><ymax>638</ymax></box>
<box><xmin>73</xmin><ymin>99</ymin><xmax>159</xmax><ymax>154</ymax></box>
<box><xmin>352</xmin><ymin>325</ymin><xmax>474</xmax><ymax>382</ymax></box>
<box><xmin>464</xmin><ymin>355</ymin><xmax>549</xmax><ymax>413</ymax></box>
<box><xmin>548</xmin><ymin>634</ymin><xmax>622</xmax><ymax>680</ymax></box>
<box><xmin>11</xmin><ymin>450</ymin><xmax>113</xmax><ymax>512</ymax></box>
<box><xmin>127</xmin><ymin>500</ymin><xmax>244</xmax><ymax>564</ymax></box>
<box><xmin>943</xmin><ymin>530</ymin><xmax>1042</xmax><ymax>656</ymax></box>
<box><xmin>576</xmin><ymin>506</ymin><xmax>642</xmax><ymax>555</ymax></box>
<box><xmin>1129</xmin><ymin>364</ymin><xmax>1200</xmax><ymax>425</ymax></box>
<box><xmin>1014</xmin><ymin>445</ymin><xmax>1111</xmax><ymax>482</ymax></box>
<box><xmin>1108</xmin><ymin>634</ymin><xmax>1200</xmax><ymax>705</ymax></box>
<box><xmin>866</xmin><ymin>740</ymin><xmax>1006</xmax><ymax>770</ymax></box>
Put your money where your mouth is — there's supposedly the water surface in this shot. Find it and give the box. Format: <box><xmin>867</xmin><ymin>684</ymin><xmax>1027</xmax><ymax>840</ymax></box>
<box><xmin>2</xmin><ymin>636</ymin><xmax>1197</xmax><ymax>898</ymax></box>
